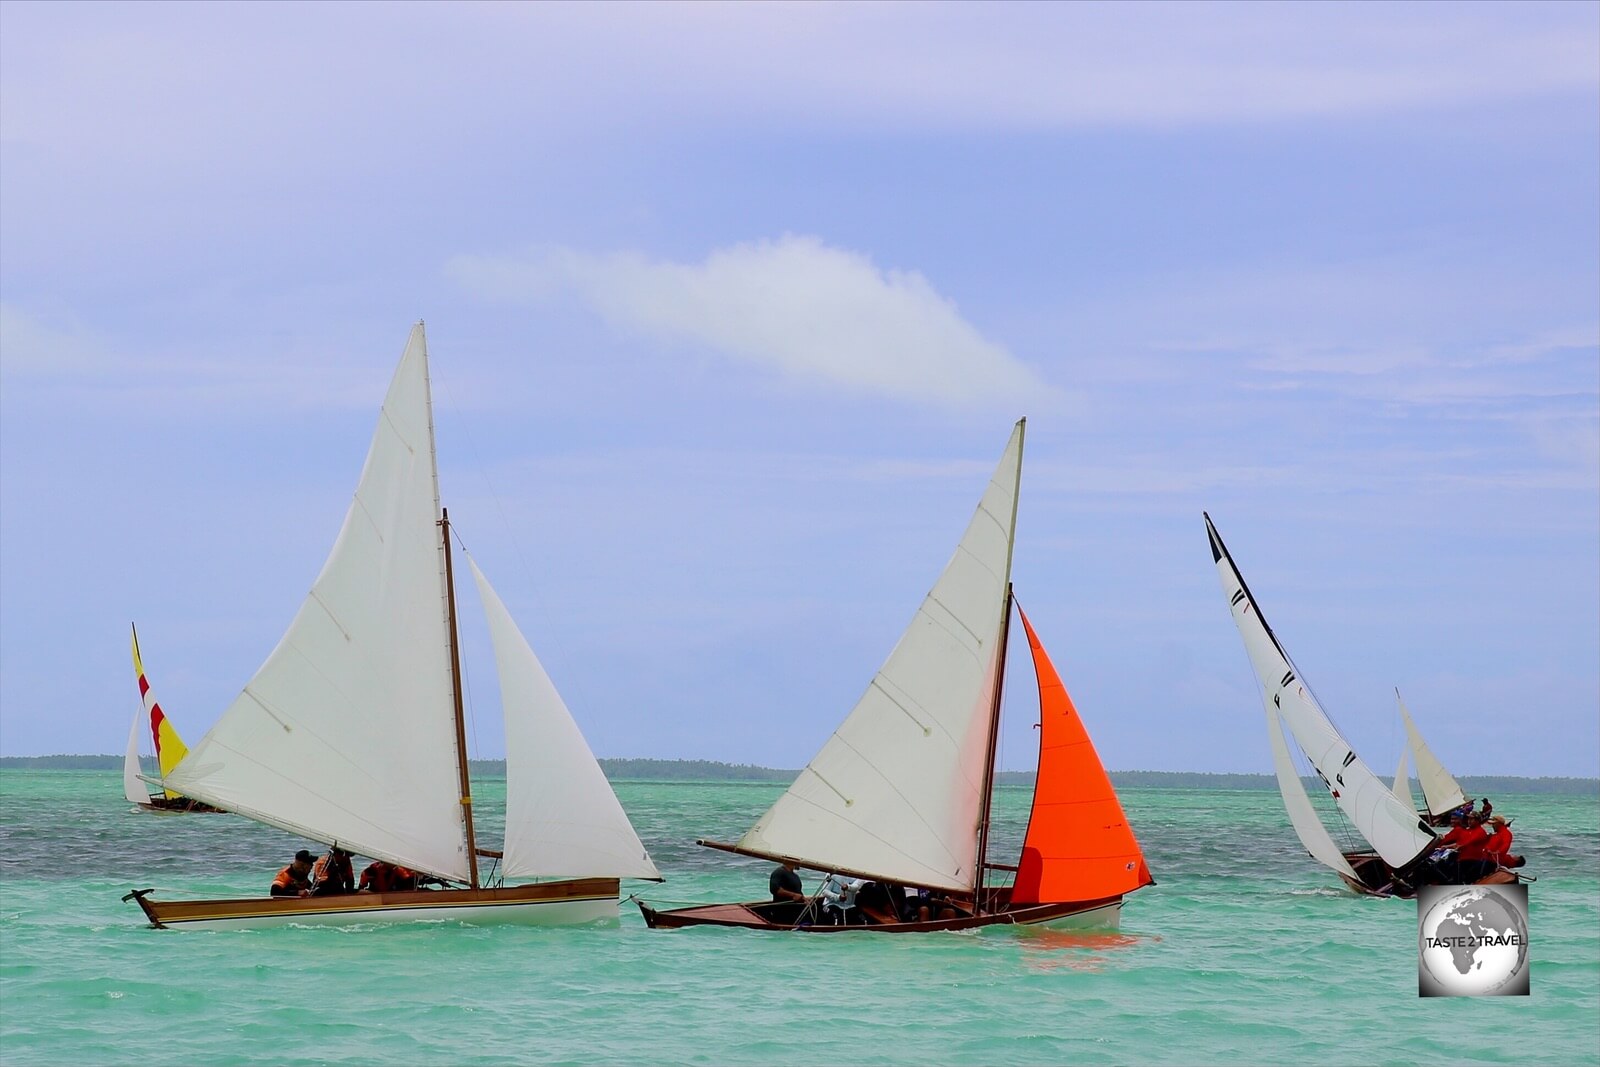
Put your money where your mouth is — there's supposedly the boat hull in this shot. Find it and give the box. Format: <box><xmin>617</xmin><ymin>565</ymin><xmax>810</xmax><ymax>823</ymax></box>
<box><xmin>637</xmin><ymin>895</ymin><xmax>1123</xmax><ymax>933</ymax></box>
<box><xmin>126</xmin><ymin>878</ymin><xmax>620</xmax><ymax>929</ymax></box>
<box><xmin>134</xmin><ymin>796</ymin><xmax>226</xmax><ymax>815</ymax></box>
<box><xmin>1338</xmin><ymin>851</ymin><xmax>1522</xmax><ymax>899</ymax></box>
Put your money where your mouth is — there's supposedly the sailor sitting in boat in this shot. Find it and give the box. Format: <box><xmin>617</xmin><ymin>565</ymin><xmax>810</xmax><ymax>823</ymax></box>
<box><xmin>819</xmin><ymin>873</ymin><xmax>866</xmax><ymax>924</ymax></box>
<box><xmin>311</xmin><ymin>847</ymin><xmax>356</xmax><ymax>896</ymax></box>
<box><xmin>270</xmin><ymin>849</ymin><xmax>317</xmax><ymax>898</ymax></box>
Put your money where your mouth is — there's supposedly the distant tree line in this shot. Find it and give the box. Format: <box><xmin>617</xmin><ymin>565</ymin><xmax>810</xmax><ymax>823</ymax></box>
<box><xmin>5</xmin><ymin>755</ymin><xmax>1595</xmax><ymax>794</ymax></box>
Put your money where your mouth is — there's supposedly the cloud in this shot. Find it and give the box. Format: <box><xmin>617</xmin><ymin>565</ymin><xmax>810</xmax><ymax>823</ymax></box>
<box><xmin>4</xmin><ymin>3</ymin><xmax>1593</xmax><ymax>186</ymax></box>
<box><xmin>452</xmin><ymin>236</ymin><xmax>1061</xmax><ymax>411</ymax></box>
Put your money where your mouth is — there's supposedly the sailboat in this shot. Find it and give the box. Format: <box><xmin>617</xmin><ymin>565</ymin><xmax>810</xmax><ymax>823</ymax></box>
<box><xmin>124</xmin><ymin>323</ymin><xmax>660</xmax><ymax>929</ymax></box>
<box><xmin>123</xmin><ymin>625</ymin><xmax>224</xmax><ymax>813</ymax></box>
<box><xmin>638</xmin><ymin>421</ymin><xmax>1153</xmax><ymax>932</ymax></box>
<box><xmin>1205</xmin><ymin>513</ymin><xmax>1454</xmax><ymax>897</ymax></box>
<box><xmin>1394</xmin><ymin>688</ymin><xmax>1470</xmax><ymax>825</ymax></box>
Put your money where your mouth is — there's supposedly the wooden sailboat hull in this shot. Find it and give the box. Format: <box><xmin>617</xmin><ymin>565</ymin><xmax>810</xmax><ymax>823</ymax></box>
<box><xmin>1338</xmin><ymin>851</ymin><xmax>1522</xmax><ymax>900</ymax></box>
<box><xmin>133</xmin><ymin>796</ymin><xmax>226</xmax><ymax>814</ymax></box>
<box><xmin>126</xmin><ymin>878</ymin><xmax>620</xmax><ymax>929</ymax></box>
<box><xmin>636</xmin><ymin>895</ymin><xmax>1123</xmax><ymax>933</ymax></box>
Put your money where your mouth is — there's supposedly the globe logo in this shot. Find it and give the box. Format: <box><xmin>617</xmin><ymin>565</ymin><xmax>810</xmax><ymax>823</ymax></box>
<box><xmin>1417</xmin><ymin>884</ymin><xmax>1530</xmax><ymax>997</ymax></box>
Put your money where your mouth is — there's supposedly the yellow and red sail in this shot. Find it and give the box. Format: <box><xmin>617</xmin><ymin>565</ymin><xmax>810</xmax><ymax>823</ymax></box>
<box><xmin>1010</xmin><ymin>605</ymin><xmax>1153</xmax><ymax>905</ymax></box>
<box><xmin>131</xmin><ymin>625</ymin><xmax>188</xmax><ymax>798</ymax></box>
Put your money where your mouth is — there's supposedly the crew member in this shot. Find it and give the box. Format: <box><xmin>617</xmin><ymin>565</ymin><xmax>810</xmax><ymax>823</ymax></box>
<box><xmin>271</xmin><ymin>849</ymin><xmax>316</xmax><ymax>897</ymax></box>
<box><xmin>312</xmin><ymin>847</ymin><xmax>356</xmax><ymax>896</ymax></box>
<box><xmin>769</xmin><ymin>861</ymin><xmax>806</xmax><ymax>904</ymax></box>
<box><xmin>1482</xmin><ymin>815</ymin><xmax>1515</xmax><ymax>872</ymax></box>
<box><xmin>360</xmin><ymin>860</ymin><xmax>419</xmax><ymax>893</ymax></box>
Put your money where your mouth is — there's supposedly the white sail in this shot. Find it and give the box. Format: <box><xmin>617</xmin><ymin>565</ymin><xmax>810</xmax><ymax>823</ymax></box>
<box><xmin>468</xmin><ymin>557</ymin><xmax>660</xmax><ymax>881</ymax></box>
<box><xmin>166</xmin><ymin>324</ymin><xmax>472</xmax><ymax>881</ymax></box>
<box><xmin>1268</xmin><ymin>703</ymin><xmax>1360</xmax><ymax>878</ymax></box>
<box><xmin>123</xmin><ymin>712</ymin><xmax>147</xmax><ymax>805</ymax></box>
<box><xmin>1206</xmin><ymin>515</ymin><xmax>1436</xmax><ymax>871</ymax></box>
<box><xmin>736</xmin><ymin>421</ymin><xmax>1025</xmax><ymax>891</ymax></box>
<box><xmin>1392</xmin><ymin>747</ymin><xmax>1419</xmax><ymax>817</ymax></box>
<box><xmin>1396</xmin><ymin>689</ymin><xmax>1467</xmax><ymax>817</ymax></box>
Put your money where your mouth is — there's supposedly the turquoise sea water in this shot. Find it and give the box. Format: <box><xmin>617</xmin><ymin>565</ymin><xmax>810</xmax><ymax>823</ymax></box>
<box><xmin>1</xmin><ymin>771</ymin><xmax>1596</xmax><ymax>1066</ymax></box>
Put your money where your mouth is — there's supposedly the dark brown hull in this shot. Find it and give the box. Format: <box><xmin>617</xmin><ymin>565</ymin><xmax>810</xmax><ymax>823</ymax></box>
<box><xmin>125</xmin><ymin>878</ymin><xmax>620</xmax><ymax>929</ymax></box>
<box><xmin>1338</xmin><ymin>851</ymin><xmax>1522</xmax><ymax>899</ymax></box>
<box><xmin>637</xmin><ymin>894</ymin><xmax>1124</xmax><ymax>933</ymax></box>
<box><xmin>136</xmin><ymin>796</ymin><xmax>226</xmax><ymax>814</ymax></box>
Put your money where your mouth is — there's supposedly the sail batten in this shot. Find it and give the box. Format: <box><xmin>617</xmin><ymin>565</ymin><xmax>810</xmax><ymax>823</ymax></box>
<box><xmin>1206</xmin><ymin>514</ymin><xmax>1436</xmax><ymax>872</ymax></box>
<box><xmin>735</xmin><ymin>422</ymin><xmax>1026</xmax><ymax>892</ymax></box>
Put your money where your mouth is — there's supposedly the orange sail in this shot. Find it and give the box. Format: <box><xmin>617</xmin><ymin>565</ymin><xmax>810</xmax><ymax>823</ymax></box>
<box><xmin>131</xmin><ymin>625</ymin><xmax>189</xmax><ymax>799</ymax></box>
<box><xmin>1010</xmin><ymin>605</ymin><xmax>1152</xmax><ymax>905</ymax></box>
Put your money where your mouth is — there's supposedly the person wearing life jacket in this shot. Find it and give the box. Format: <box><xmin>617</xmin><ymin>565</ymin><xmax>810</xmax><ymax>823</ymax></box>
<box><xmin>271</xmin><ymin>849</ymin><xmax>316</xmax><ymax>898</ymax></box>
<box><xmin>359</xmin><ymin>859</ymin><xmax>418</xmax><ymax>893</ymax></box>
<box><xmin>311</xmin><ymin>847</ymin><xmax>355</xmax><ymax>896</ymax></box>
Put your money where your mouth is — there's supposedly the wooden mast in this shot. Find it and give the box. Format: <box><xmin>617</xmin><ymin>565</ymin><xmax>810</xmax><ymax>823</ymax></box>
<box><xmin>973</xmin><ymin>416</ymin><xmax>1025</xmax><ymax>914</ymax></box>
<box><xmin>974</xmin><ymin>584</ymin><xmax>1014</xmax><ymax>913</ymax></box>
<box><xmin>440</xmin><ymin>507</ymin><xmax>480</xmax><ymax>889</ymax></box>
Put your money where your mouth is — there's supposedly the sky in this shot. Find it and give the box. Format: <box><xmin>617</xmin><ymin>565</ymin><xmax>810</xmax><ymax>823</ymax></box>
<box><xmin>1</xmin><ymin>1</ymin><xmax>1596</xmax><ymax>778</ymax></box>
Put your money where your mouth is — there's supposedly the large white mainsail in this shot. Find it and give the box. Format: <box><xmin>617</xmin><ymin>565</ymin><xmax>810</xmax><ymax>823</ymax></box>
<box><xmin>123</xmin><ymin>713</ymin><xmax>147</xmax><ymax>805</ymax></box>
<box><xmin>736</xmin><ymin>421</ymin><xmax>1025</xmax><ymax>892</ymax></box>
<box><xmin>1206</xmin><ymin>514</ymin><xmax>1436</xmax><ymax>872</ymax></box>
<box><xmin>468</xmin><ymin>557</ymin><xmax>661</xmax><ymax>881</ymax></box>
<box><xmin>1396</xmin><ymin>689</ymin><xmax>1467</xmax><ymax>817</ymax></box>
<box><xmin>165</xmin><ymin>324</ymin><xmax>472</xmax><ymax>881</ymax></box>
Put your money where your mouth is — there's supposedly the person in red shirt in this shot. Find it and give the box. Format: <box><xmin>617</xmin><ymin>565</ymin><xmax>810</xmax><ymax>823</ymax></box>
<box><xmin>1444</xmin><ymin>813</ymin><xmax>1492</xmax><ymax>882</ymax></box>
<box><xmin>1435</xmin><ymin>813</ymin><xmax>1469</xmax><ymax>848</ymax></box>
<box><xmin>1482</xmin><ymin>815</ymin><xmax>1515</xmax><ymax>871</ymax></box>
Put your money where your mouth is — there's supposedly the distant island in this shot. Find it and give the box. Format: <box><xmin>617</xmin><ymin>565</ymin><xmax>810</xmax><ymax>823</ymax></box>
<box><xmin>4</xmin><ymin>755</ymin><xmax>1595</xmax><ymax>794</ymax></box>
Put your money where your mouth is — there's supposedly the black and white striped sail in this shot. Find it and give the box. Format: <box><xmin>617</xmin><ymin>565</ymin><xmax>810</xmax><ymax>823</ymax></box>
<box><xmin>1395</xmin><ymin>689</ymin><xmax>1467</xmax><ymax>817</ymax></box>
<box><xmin>1205</xmin><ymin>515</ymin><xmax>1436</xmax><ymax>872</ymax></box>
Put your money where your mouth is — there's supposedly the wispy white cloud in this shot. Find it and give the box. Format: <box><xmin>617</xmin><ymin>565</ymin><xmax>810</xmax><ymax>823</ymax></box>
<box><xmin>4</xmin><ymin>3</ymin><xmax>1593</xmax><ymax>182</ymax></box>
<box><xmin>452</xmin><ymin>236</ymin><xmax>1060</xmax><ymax>411</ymax></box>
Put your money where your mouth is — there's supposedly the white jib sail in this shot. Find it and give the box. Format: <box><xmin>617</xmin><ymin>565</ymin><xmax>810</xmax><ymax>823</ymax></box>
<box><xmin>1396</xmin><ymin>689</ymin><xmax>1467</xmax><ymax>817</ymax></box>
<box><xmin>737</xmin><ymin>420</ymin><xmax>1025</xmax><ymax>892</ymax></box>
<box><xmin>468</xmin><ymin>557</ymin><xmax>660</xmax><ymax>881</ymax></box>
<box><xmin>1392</xmin><ymin>747</ymin><xmax>1419</xmax><ymax>817</ymax></box>
<box><xmin>1268</xmin><ymin>703</ymin><xmax>1360</xmax><ymax>878</ymax></box>
<box><xmin>123</xmin><ymin>712</ymin><xmax>147</xmax><ymax>805</ymax></box>
<box><xmin>166</xmin><ymin>324</ymin><xmax>472</xmax><ymax>881</ymax></box>
<box><xmin>1206</xmin><ymin>515</ymin><xmax>1436</xmax><ymax>871</ymax></box>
